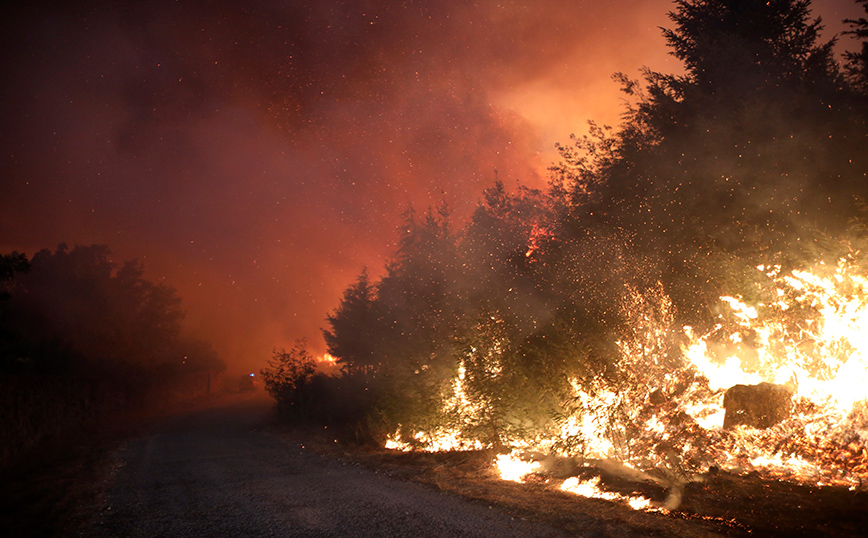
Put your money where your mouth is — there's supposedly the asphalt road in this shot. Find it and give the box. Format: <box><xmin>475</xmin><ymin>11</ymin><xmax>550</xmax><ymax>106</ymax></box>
<box><xmin>82</xmin><ymin>394</ymin><xmax>570</xmax><ymax>538</ymax></box>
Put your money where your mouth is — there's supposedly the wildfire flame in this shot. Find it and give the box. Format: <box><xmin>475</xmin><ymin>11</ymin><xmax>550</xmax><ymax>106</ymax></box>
<box><xmin>315</xmin><ymin>352</ymin><xmax>341</xmax><ymax>375</ymax></box>
<box><xmin>384</xmin><ymin>256</ymin><xmax>868</xmax><ymax>509</ymax></box>
<box><xmin>680</xmin><ymin>259</ymin><xmax>868</xmax><ymax>486</ymax></box>
<box><xmin>561</xmin><ymin>476</ymin><xmax>654</xmax><ymax>511</ymax></box>
<box><xmin>495</xmin><ymin>453</ymin><xmax>541</xmax><ymax>482</ymax></box>
<box><xmin>385</xmin><ymin>364</ymin><xmax>486</xmax><ymax>452</ymax></box>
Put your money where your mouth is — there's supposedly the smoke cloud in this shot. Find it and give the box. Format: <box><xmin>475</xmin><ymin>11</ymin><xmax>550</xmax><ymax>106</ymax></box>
<box><xmin>0</xmin><ymin>0</ymin><xmax>858</xmax><ymax>373</ymax></box>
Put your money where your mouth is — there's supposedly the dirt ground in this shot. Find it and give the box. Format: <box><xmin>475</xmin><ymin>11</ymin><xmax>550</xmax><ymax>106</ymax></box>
<box><xmin>297</xmin><ymin>435</ymin><xmax>868</xmax><ymax>538</ymax></box>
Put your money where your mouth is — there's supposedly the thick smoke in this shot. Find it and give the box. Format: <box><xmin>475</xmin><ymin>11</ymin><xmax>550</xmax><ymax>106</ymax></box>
<box><xmin>0</xmin><ymin>0</ymin><xmax>859</xmax><ymax>373</ymax></box>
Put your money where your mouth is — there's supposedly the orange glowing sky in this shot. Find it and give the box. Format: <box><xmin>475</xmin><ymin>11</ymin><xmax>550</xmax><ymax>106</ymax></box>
<box><xmin>0</xmin><ymin>0</ymin><xmax>862</xmax><ymax>374</ymax></box>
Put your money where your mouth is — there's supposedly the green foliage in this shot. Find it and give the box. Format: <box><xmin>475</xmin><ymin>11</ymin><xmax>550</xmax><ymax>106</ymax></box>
<box><xmin>547</xmin><ymin>0</ymin><xmax>868</xmax><ymax>329</ymax></box>
<box><xmin>261</xmin><ymin>340</ymin><xmax>317</xmax><ymax>416</ymax></box>
<box><xmin>377</xmin><ymin>204</ymin><xmax>466</xmax><ymax>373</ymax></box>
<box><xmin>321</xmin><ymin>205</ymin><xmax>469</xmax><ymax>436</ymax></box>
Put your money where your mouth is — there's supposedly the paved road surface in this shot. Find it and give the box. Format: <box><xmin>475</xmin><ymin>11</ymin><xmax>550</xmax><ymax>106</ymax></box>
<box><xmin>82</xmin><ymin>394</ymin><xmax>569</xmax><ymax>537</ymax></box>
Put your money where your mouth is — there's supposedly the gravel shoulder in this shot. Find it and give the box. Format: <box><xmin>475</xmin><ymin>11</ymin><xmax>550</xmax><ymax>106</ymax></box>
<box><xmin>80</xmin><ymin>394</ymin><xmax>572</xmax><ymax>538</ymax></box>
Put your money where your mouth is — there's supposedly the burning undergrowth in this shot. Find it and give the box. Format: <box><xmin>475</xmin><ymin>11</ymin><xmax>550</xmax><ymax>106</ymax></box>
<box><xmin>384</xmin><ymin>254</ymin><xmax>868</xmax><ymax>516</ymax></box>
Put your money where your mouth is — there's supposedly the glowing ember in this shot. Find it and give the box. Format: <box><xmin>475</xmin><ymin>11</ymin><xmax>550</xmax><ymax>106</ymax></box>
<box><xmin>560</xmin><ymin>476</ymin><xmax>654</xmax><ymax>511</ymax></box>
<box><xmin>524</xmin><ymin>224</ymin><xmax>552</xmax><ymax>259</ymax></box>
<box><xmin>495</xmin><ymin>453</ymin><xmax>541</xmax><ymax>482</ymax></box>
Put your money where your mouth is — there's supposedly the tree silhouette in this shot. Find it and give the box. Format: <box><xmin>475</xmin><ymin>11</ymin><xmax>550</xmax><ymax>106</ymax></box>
<box><xmin>0</xmin><ymin>252</ymin><xmax>29</xmax><ymax>297</ymax></box>
<box><xmin>550</xmin><ymin>0</ymin><xmax>868</xmax><ymax>326</ymax></box>
<box><xmin>323</xmin><ymin>268</ymin><xmax>381</xmax><ymax>375</ymax></box>
<box><xmin>377</xmin><ymin>205</ymin><xmax>464</xmax><ymax>374</ymax></box>
<box><xmin>0</xmin><ymin>244</ymin><xmax>200</xmax><ymax>374</ymax></box>
<box><xmin>659</xmin><ymin>0</ymin><xmax>836</xmax><ymax>107</ymax></box>
<box><xmin>844</xmin><ymin>0</ymin><xmax>868</xmax><ymax>95</ymax></box>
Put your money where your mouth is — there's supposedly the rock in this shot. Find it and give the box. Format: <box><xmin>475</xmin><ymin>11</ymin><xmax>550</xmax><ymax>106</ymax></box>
<box><xmin>723</xmin><ymin>382</ymin><xmax>793</xmax><ymax>429</ymax></box>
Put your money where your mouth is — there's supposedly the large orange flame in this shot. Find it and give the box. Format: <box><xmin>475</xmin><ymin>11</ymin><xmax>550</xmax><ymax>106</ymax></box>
<box><xmin>385</xmin><ymin>256</ymin><xmax>868</xmax><ymax>509</ymax></box>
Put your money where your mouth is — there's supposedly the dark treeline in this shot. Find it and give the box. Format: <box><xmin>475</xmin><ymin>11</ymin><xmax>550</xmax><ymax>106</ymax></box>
<box><xmin>0</xmin><ymin>243</ymin><xmax>223</xmax><ymax>376</ymax></box>
<box><xmin>0</xmin><ymin>244</ymin><xmax>224</xmax><ymax>465</ymax></box>
<box><xmin>264</xmin><ymin>0</ymin><xmax>868</xmax><ymax>446</ymax></box>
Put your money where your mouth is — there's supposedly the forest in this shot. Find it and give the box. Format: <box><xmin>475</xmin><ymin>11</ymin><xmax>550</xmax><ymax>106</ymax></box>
<box><xmin>262</xmin><ymin>0</ymin><xmax>868</xmax><ymax>485</ymax></box>
<box><xmin>0</xmin><ymin>244</ymin><xmax>224</xmax><ymax>465</ymax></box>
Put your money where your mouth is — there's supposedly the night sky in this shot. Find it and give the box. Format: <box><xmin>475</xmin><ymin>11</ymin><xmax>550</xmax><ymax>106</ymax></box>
<box><xmin>1</xmin><ymin>0</ymin><xmax>861</xmax><ymax>374</ymax></box>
